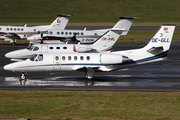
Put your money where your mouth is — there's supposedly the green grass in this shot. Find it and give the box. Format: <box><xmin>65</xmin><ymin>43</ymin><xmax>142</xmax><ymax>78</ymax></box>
<box><xmin>0</xmin><ymin>0</ymin><xmax>180</xmax><ymax>24</ymax></box>
<box><xmin>0</xmin><ymin>91</ymin><xmax>180</xmax><ymax>119</ymax></box>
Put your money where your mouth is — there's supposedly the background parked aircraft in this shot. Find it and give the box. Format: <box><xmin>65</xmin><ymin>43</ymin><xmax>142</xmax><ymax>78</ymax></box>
<box><xmin>0</xmin><ymin>14</ymin><xmax>72</xmax><ymax>45</ymax></box>
<box><xmin>27</xmin><ymin>17</ymin><xmax>136</xmax><ymax>44</ymax></box>
<box><xmin>5</xmin><ymin>17</ymin><xmax>135</xmax><ymax>61</ymax></box>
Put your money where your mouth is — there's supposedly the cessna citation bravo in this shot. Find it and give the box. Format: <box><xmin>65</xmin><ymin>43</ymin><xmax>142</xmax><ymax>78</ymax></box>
<box><xmin>27</xmin><ymin>17</ymin><xmax>136</xmax><ymax>44</ymax></box>
<box><xmin>5</xmin><ymin>17</ymin><xmax>135</xmax><ymax>61</ymax></box>
<box><xmin>4</xmin><ymin>24</ymin><xmax>175</xmax><ymax>85</ymax></box>
<box><xmin>0</xmin><ymin>14</ymin><xmax>72</xmax><ymax>45</ymax></box>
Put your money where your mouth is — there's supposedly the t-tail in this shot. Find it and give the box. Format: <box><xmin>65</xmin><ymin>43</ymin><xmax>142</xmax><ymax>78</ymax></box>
<box><xmin>92</xmin><ymin>17</ymin><xmax>136</xmax><ymax>52</ymax></box>
<box><xmin>143</xmin><ymin>24</ymin><xmax>175</xmax><ymax>56</ymax></box>
<box><xmin>48</xmin><ymin>14</ymin><xmax>72</xmax><ymax>29</ymax></box>
<box><xmin>113</xmin><ymin>17</ymin><xmax>137</xmax><ymax>36</ymax></box>
<box><xmin>133</xmin><ymin>24</ymin><xmax>176</xmax><ymax>65</ymax></box>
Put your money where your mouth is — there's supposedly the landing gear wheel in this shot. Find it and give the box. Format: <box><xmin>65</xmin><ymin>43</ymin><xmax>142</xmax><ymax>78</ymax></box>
<box><xmin>19</xmin><ymin>73</ymin><xmax>27</xmax><ymax>85</ymax></box>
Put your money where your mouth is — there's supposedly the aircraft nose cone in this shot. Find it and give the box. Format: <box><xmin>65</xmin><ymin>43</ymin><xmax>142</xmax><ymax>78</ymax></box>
<box><xmin>5</xmin><ymin>52</ymin><xmax>13</xmax><ymax>58</ymax></box>
<box><xmin>4</xmin><ymin>64</ymin><xmax>12</xmax><ymax>71</ymax></box>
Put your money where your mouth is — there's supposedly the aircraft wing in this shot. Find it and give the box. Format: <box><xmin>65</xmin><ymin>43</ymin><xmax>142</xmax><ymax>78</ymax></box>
<box><xmin>5</xmin><ymin>33</ymin><xmax>21</xmax><ymax>39</ymax></box>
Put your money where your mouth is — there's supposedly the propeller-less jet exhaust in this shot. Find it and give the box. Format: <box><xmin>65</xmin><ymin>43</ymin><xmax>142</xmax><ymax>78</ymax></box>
<box><xmin>4</xmin><ymin>24</ymin><xmax>175</xmax><ymax>85</ymax></box>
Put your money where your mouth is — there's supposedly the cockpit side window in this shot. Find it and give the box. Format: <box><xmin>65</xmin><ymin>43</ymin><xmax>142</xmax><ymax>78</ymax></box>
<box><xmin>38</xmin><ymin>54</ymin><xmax>43</xmax><ymax>61</ymax></box>
<box><xmin>33</xmin><ymin>46</ymin><xmax>39</xmax><ymax>51</ymax></box>
<box><xmin>44</xmin><ymin>30</ymin><xmax>48</xmax><ymax>34</ymax></box>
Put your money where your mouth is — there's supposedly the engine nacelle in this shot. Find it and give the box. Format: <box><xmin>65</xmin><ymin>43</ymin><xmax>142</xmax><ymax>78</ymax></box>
<box><xmin>100</xmin><ymin>53</ymin><xmax>133</xmax><ymax>64</ymax></box>
<box><xmin>73</xmin><ymin>45</ymin><xmax>93</xmax><ymax>52</ymax></box>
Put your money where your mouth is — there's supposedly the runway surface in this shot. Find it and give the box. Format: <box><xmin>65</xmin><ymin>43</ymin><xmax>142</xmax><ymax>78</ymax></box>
<box><xmin>0</xmin><ymin>42</ymin><xmax>180</xmax><ymax>91</ymax></box>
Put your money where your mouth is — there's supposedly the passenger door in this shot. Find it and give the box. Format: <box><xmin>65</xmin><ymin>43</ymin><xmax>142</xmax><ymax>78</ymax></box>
<box><xmin>41</xmin><ymin>45</ymin><xmax>48</xmax><ymax>53</ymax></box>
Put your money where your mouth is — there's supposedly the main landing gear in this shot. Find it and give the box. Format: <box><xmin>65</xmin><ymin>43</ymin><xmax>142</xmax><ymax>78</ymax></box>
<box><xmin>19</xmin><ymin>72</ymin><xmax>27</xmax><ymax>85</ymax></box>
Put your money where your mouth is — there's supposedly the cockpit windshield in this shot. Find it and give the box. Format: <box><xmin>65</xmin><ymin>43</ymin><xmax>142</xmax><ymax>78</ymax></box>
<box><xmin>44</xmin><ymin>30</ymin><xmax>48</xmax><ymax>34</ymax></box>
<box><xmin>27</xmin><ymin>45</ymin><xmax>34</xmax><ymax>51</ymax></box>
<box><xmin>29</xmin><ymin>54</ymin><xmax>43</xmax><ymax>62</ymax></box>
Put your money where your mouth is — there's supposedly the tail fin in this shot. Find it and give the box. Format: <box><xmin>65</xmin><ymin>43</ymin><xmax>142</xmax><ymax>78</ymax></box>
<box><xmin>48</xmin><ymin>14</ymin><xmax>72</xmax><ymax>29</ymax></box>
<box><xmin>113</xmin><ymin>17</ymin><xmax>137</xmax><ymax>36</ymax></box>
<box><xmin>144</xmin><ymin>24</ymin><xmax>175</xmax><ymax>55</ymax></box>
<box><xmin>92</xmin><ymin>30</ymin><xmax>123</xmax><ymax>52</ymax></box>
<box><xmin>92</xmin><ymin>17</ymin><xmax>136</xmax><ymax>52</ymax></box>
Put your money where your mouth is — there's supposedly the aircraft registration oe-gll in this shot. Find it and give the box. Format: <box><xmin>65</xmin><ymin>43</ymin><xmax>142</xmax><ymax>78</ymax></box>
<box><xmin>27</xmin><ymin>17</ymin><xmax>136</xmax><ymax>44</ymax></box>
<box><xmin>0</xmin><ymin>14</ymin><xmax>72</xmax><ymax>45</ymax></box>
<box><xmin>4</xmin><ymin>24</ymin><xmax>175</xmax><ymax>85</ymax></box>
<box><xmin>5</xmin><ymin>17</ymin><xmax>135</xmax><ymax>61</ymax></box>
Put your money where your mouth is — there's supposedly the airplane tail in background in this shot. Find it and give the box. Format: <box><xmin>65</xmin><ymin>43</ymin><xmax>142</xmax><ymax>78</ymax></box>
<box><xmin>48</xmin><ymin>14</ymin><xmax>72</xmax><ymax>29</ymax></box>
<box><xmin>143</xmin><ymin>24</ymin><xmax>175</xmax><ymax>55</ymax></box>
<box><xmin>112</xmin><ymin>17</ymin><xmax>137</xmax><ymax>36</ymax></box>
<box><xmin>92</xmin><ymin>17</ymin><xmax>136</xmax><ymax>52</ymax></box>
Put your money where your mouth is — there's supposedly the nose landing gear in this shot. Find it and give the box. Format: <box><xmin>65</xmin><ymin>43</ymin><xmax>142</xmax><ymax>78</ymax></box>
<box><xmin>19</xmin><ymin>73</ymin><xmax>27</xmax><ymax>85</ymax></box>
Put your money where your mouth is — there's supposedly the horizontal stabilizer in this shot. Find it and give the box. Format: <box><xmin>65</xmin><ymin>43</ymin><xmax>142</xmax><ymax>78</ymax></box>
<box><xmin>147</xmin><ymin>47</ymin><xmax>164</xmax><ymax>55</ymax></box>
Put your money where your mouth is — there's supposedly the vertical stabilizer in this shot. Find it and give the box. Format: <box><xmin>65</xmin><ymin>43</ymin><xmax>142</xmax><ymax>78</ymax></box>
<box><xmin>144</xmin><ymin>24</ymin><xmax>175</xmax><ymax>54</ymax></box>
<box><xmin>48</xmin><ymin>14</ymin><xmax>72</xmax><ymax>29</ymax></box>
<box><xmin>113</xmin><ymin>17</ymin><xmax>137</xmax><ymax>36</ymax></box>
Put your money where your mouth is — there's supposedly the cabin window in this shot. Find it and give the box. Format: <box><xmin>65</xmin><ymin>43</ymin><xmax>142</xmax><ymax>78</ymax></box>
<box><xmin>0</xmin><ymin>28</ymin><xmax>1</xmax><ymax>30</ymax></box>
<box><xmin>65</xmin><ymin>32</ymin><xmax>68</xmax><ymax>35</ymax></box>
<box><xmin>62</xmin><ymin>56</ymin><xmax>65</xmax><ymax>61</ymax></box>
<box><xmin>94</xmin><ymin>33</ymin><xmax>97</xmax><ymax>36</ymax></box>
<box><xmin>61</xmin><ymin>32</ymin><xmax>64</xmax><ymax>35</ymax></box>
<box><xmin>21</xmin><ymin>28</ymin><xmax>24</xmax><ymax>31</ymax></box>
<box><xmin>57</xmin><ymin>32</ymin><xmax>60</xmax><ymax>35</ymax></box>
<box><xmin>77</xmin><ymin>32</ymin><xmax>79</xmax><ymax>35</ymax></box>
<box><xmin>68</xmin><ymin>56</ymin><xmax>71</xmax><ymax>61</ymax></box>
<box><xmin>33</xmin><ymin>46</ymin><xmax>39</xmax><ymax>51</ymax></box>
<box><xmin>10</xmin><ymin>28</ymin><xmax>13</xmax><ymax>31</ymax></box>
<box><xmin>55</xmin><ymin>56</ymin><xmax>59</xmax><ymax>61</ymax></box>
<box><xmin>81</xmin><ymin>32</ymin><xmax>84</xmax><ymax>35</ymax></box>
<box><xmin>74</xmin><ymin>56</ymin><xmax>77</xmax><ymax>61</ymax></box>
<box><xmin>80</xmin><ymin>56</ymin><xmax>84</xmax><ymax>60</ymax></box>
<box><xmin>56</xmin><ymin>47</ymin><xmax>60</xmax><ymax>49</ymax></box>
<box><xmin>69</xmin><ymin>32</ymin><xmax>72</xmax><ymax>35</ymax></box>
<box><xmin>7</xmin><ymin>28</ymin><xmax>9</xmax><ymax>31</ymax></box>
<box><xmin>33</xmin><ymin>29</ymin><xmax>36</xmax><ymax>31</ymax></box>
<box><xmin>87</xmin><ymin>56</ymin><xmax>90</xmax><ymax>60</ymax></box>
<box><xmin>63</xmin><ymin>46</ymin><xmax>67</xmax><ymax>49</ymax></box>
<box><xmin>49</xmin><ymin>47</ymin><xmax>53</xmax><ymax>50</ymax></box>
<box><xmin>14</xmin><ymin>28</ymin><xmax>16</xmax><ymax>31</ymax></box>
<box><xmin>73</xmin><ymin>32</ymin><xmax>76</xmax><ymax>35</ymax></box>
<box><xmin>17</xmin><ymin>28</ymin><xmax>20</xmax><ymax>31</ymax></box>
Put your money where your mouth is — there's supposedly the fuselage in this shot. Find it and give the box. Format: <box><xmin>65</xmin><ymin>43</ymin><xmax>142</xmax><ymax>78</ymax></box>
<box><xmin>0</xmin><ymin>25</ymin><xmax>48</xmax><ymax>40</ymax></box>
<box><xmin>27</xmin><ymin>29</ymin><xmax>108</xmax><ymax>44</ymax></box>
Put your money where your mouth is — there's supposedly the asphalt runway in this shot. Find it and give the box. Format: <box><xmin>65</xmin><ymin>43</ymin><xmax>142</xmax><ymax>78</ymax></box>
<box><xmin>0</xmin><ymin>42</ymin><xmax>180</xmax><ymax>91</ymax></box>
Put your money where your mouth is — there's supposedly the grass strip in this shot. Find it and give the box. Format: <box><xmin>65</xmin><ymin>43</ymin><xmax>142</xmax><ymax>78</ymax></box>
<box><xmin>0</xmin><ymin>91</ymin><xmax>180</xmax><ymax>120</ymax></box>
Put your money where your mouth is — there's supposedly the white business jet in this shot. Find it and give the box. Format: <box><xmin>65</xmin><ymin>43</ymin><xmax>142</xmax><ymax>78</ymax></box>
<box><xmin>27</xmin><ymin>17</ymin><xmax>136</xmax><ymax>44</ymax></box>
<box><xmin>0</xmin><ymin>14</ymin><xmax>72</xmax><ymax>45</ymax></box>
<box><xmin>5</xmin><ymin>17</ymin><xmax>135</xmax><ymax>61</ymax></box>
<box><xmin>4</xmin><ymin>24</ymin><xmax>175</xmax><ymax>85</ymax></box>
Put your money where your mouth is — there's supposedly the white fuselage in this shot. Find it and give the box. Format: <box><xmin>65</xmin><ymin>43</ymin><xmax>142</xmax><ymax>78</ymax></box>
<box><xmin>27</xmin><ymin>29</ymin><xmax>106</xmax><ymax>44</ymax></box>
<box><xmin>0</xmin><ymin>25</ymin><xmax>48</xmax><ymax>40</ymax></box>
